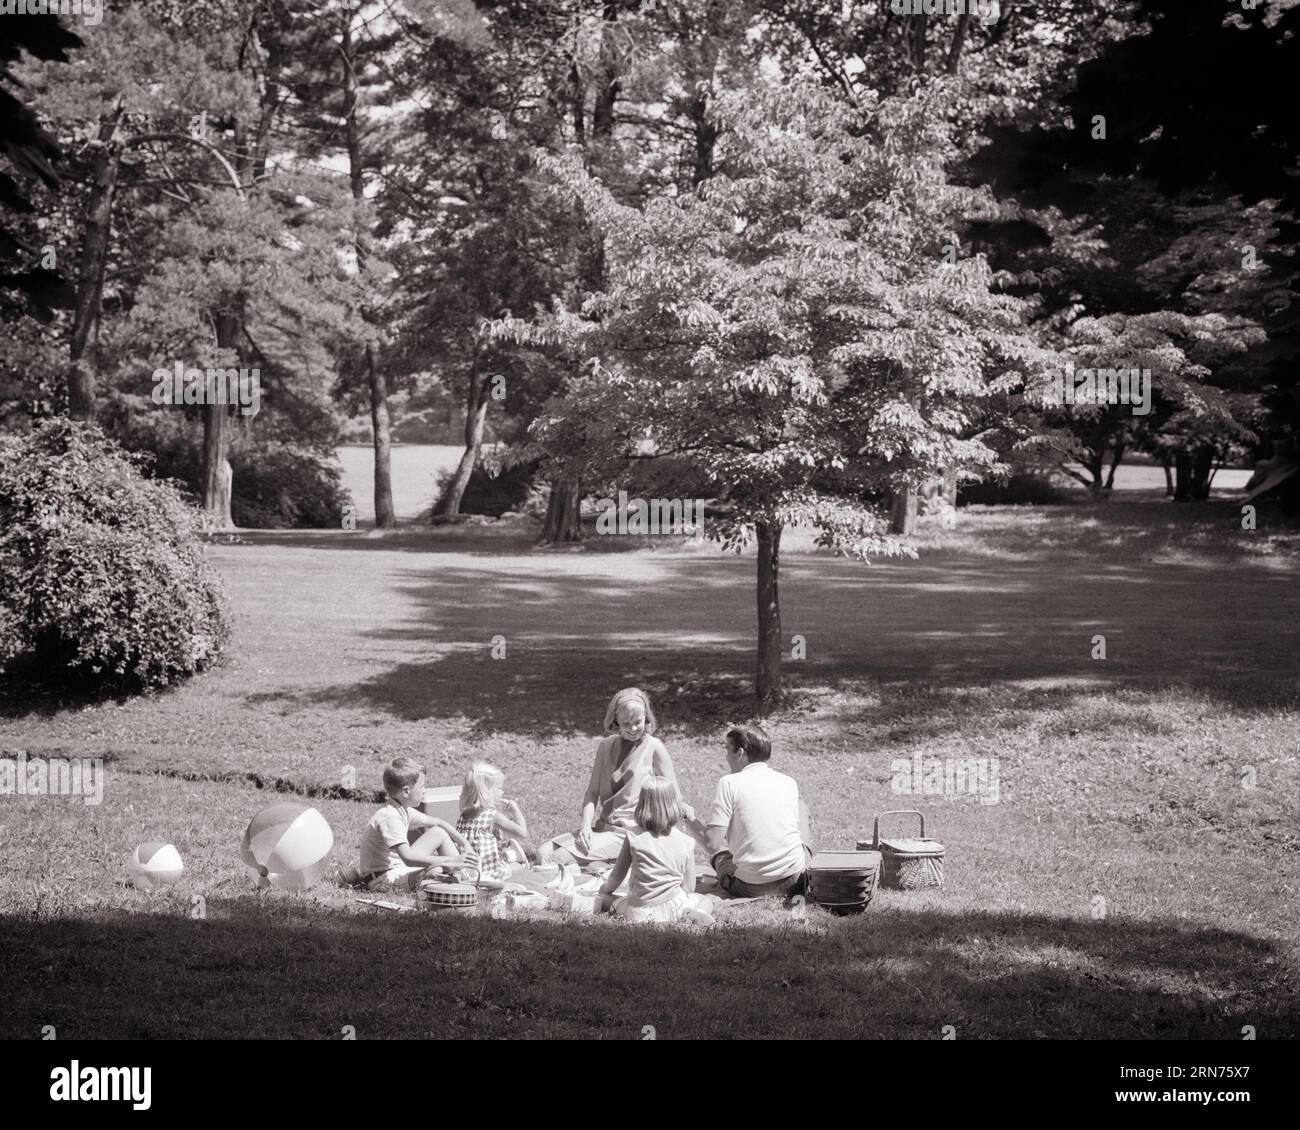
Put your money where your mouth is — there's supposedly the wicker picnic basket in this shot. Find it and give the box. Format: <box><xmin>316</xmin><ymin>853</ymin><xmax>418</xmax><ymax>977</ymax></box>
<box><xmin>860</xmin><ymin>810</ymin><xmax>945</xmax><ymax>891</ymax></box>
<box><xmin>418</xmin><ymin>878</ymin><xmax>478</xmax><ymax>911</ymax></box>
<box><xmin>418</xmin><ymin>865</ymin><xmax>497</xmax><ymax>912</ymax></box>
<box><xmin>807</xmin><ymin>850</ymin><xmax>881</xmax><ymax>915</ymax></box>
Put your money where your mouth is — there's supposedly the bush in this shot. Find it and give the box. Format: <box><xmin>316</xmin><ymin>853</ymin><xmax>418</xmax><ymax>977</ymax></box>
<box><xmin>958</xmin><ymin>470</ymin><xmax>1075</xmax><ymax>506</ymax></box>
<box><xmin>434</xmin><ymin>454</ymin><xmax>541</xmax><ymax>518</ymax></box>
<box><xmin>615</xmin><ymin>454</ymin><xmax>716</xmax><ymax>503</ymax></box>
<box><xmin>113</xmin><ymin>416</ymin><xmax>348</xmax><ymax>529</ymax></box>
<box><xmin>228</xmin><ymin>445</ymin><xmax>348</xmax><ymax>529</ymax></box>
<box><xmin>0</xmin><ymin>419</ymin><xmax>231</xmax><ymax>691</ymax></box>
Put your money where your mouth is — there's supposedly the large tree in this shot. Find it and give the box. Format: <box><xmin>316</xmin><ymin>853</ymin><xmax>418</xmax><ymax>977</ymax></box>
<box><xmin>967</xmin><ymin>0</ymin><xmax>1300</xmax><ymax>503</ymax></box>
<box><xmin>0</xmin><ymin>14</ymin><xmax>78</xmax><ymax>336</ymax></box>
<box><xmin>379</xmin><ymin>3</ymin><xmax>576</xmax><ymax>520</ymax></box>
<box><xmin>294</xmin><ymin>0</ymin><xmax>491</xmax><ymax>527</ymax></box>
<box><xmin>494</xmin><ymin>79</ymin><xmax>1048</xmax><ymax>710</ymax></box>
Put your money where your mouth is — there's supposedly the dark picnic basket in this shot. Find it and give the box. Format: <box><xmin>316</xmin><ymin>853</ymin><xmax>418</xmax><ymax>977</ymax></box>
<box><xmin>418</xmin><ymin>876</ymin><xmax>478</xmax><ymax>911</ymax></box>
<box><xmin>417</xmin><ymin>864</ymin><xmax>503</xmax><ymax>912</ymax></box>
<box><xmin>859</xmin><ymin>810</ymin><xmax>945</xmax><ymax>891</ymax></box>
<box><xmin>806</xmin><ymin>850</ymin><xmax>882</xmax><ymax>915</ymax></box>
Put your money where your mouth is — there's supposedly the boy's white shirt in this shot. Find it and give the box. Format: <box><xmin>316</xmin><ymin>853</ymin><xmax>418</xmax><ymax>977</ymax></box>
<box><xmin>358</xmin><ymin>798</ymin><xmax>412</xmax><ymax>874</ymax></box>
<box><xmin>356</xmin><ymin>799</ymin><xmax>469</xmax><ymax>879</ymax></box>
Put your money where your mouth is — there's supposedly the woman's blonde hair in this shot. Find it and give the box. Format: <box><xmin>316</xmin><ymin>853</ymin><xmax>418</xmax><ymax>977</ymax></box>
<box><xmin>459</xmin><ymin>761</ymin><xmax>505</xmax><ymax>813</ymax></box>
<box><xmin>635</xmin><ymin>775</ymin><xmax>680</xmax><ymax>836</ymax></box>
<box><xmin>603</xmin><ymin>687</ymin><xmax>657</xmax><ymax>735</ymax></box>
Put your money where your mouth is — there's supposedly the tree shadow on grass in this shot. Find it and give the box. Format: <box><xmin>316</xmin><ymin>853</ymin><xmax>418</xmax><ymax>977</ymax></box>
<box><xmin>229</xmin><ymin>519</ymin><xmax>707</xmax><ymax>557</ymax></box>
<box><xmin>1</xmin><ymin>901</ymin><xmax>1293</xmax><ymax>1039</ymax></box>
<box><xmin>226</xmin><ymin>497</ymin><xmax>1299</xmax><ymax>561</ymax></box>
<box><xmin>233</xmin><ymin>525</ymin><xmax>543</xmax><ymax>555</ymax></box>
<box><xmin>241</xmin><ymin>545</ymin><xmax>1300</xmax><ymax>735</ymax></box>
<box><xmin>0</xmin><ymin>671</ymin><xmax>204</xmax><ymax>721</ymax></box>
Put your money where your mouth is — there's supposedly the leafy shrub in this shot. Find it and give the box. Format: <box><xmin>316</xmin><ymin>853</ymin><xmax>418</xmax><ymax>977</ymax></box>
<box><xmin>227</xmin><ymin>445</ymin><xmax>348</xmax><ymax>529</ymax></box>
<box><xmin>958</xmin><ymin>471</ymin><xmax>1075</xmax><ymax>506</ymax></box>
<box><xmin>615</xmin><ymin>455</ymin><xmax>716</xmax><ymax>504</ymax></box>
<box><xmin>113</xmin><ymin>415</ymin><xmax>348</xmax><ymax>529</ymax></box>
<box><xmin>434</xmin><ymin>454</ymin><xmax>542</xmax><ymax>518</ymax></box>
<box><xmin>0</xmin><ymin>419</ymin><xmax>231</xmax><ymax>690</ymax></box>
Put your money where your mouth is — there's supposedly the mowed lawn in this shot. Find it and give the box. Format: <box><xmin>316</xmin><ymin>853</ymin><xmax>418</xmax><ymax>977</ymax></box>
<box><xmin>1</xmin><ymin>496</ymin><xmax>1298</xmax><ymax>1039</ymax></box>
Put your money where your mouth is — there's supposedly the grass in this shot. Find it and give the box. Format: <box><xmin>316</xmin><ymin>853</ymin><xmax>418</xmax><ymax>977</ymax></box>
<box><xmin>1</xmin><ymin>493</ymin><xmax>1298</xmax><ymax>1039</ymax></box>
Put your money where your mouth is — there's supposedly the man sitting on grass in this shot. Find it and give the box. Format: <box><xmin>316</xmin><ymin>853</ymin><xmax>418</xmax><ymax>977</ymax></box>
<box><xmin>698</xmin><ymin>724</ymin><xmax>813</xmax><ymax>898</ymax></box>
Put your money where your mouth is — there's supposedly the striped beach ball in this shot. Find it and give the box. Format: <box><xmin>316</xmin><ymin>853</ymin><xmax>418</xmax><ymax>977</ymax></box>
<box><xmin>240</xmin><ymin>802</ymin><xmax>333</xmax><ymax>890</ymax></box>
<box><xmin>128</xmin><ymin>842</ymin><xmax>184</xmax><ymax>890</ymax></box>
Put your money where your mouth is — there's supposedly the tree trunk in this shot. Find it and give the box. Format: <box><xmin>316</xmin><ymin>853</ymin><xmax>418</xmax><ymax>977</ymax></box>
<box><xmin>1190</xmin><ymin>447</ymin><xmax>1215</xmax><ymax>501</ymax></box>
<box><xmin>1103</xmin><ymin>442</ymin><xmax>1126</xmax><ymax>492</ymax></box>
<box><xmin>1174</xmin><ymin>448</ymin><xmax>1216</xmax><ymax>502</ymax></box>
<box><xmin>689</xmin><ymin>88</ymin><xmax>718</xmax><ymax>185</ymax></box>
<box><xmin>756</xmin><ymin>520</ymin><xmax>784</xmax><ymax>715</ymax></box>
<box><xmin>1173</xmin><ymin>450</ymin><xmax>1192</xmax><ymax>501</ymax></box>
<box><xmin>946</xmin><ymin>13</ymin><xmax>971</xmax><ymax>73</ymax></box>
<box><xmin>202</xmin><ymin>310</ymin><xmax>240</xmax><ymax>529</ymax></box>
<box><xmin>243</xmin><ymin>24</ymin><xmax>278</xmax><ymax>182</ymax></box>
<box><xmin>591</xmin><ymin>2</ymin><xmax>621</xmax><ymax>139</ymax></box>
<box><xmin>437</xmin><ymin>355</ymin><xmax>488</xmax><ymax>517</ymax></box>
<box><xmin>343</xmin><ymin>14</ymin><xmax>395</xmax><ymax>529</ymax></box>
<box><xmin>66</xmin><ymin>110</ymin><xmax>122</xmax><ymax>421</ymax></box>
<box><xmin>910</xmin><ymin>13</ymin><xmax>929</xmax><ymax>72</ymax></box>
<box><xmin>1160</xmin><ymin>454</ymin><xmax>1174</xmax><ymax>496</ymax></box>
<box><xmin>890</xmin><ymin>485</ymin><xmax>918</xmax><ymax>535</ymax></box>
<box><xmin>368</xmin><ymin>343</ymin><xmax>396</xmax><ymax>527</ymax></box>
<box><xmin>568</xmin><ymin>60</ymin><xmax>585</xmax><ymax>147</ymax></box>
<box><xmin>538</xmin><ymin>33</ymin><xmax>614</xmax><ymax>546</ymax></box>
<box><xmin>202</xmin><ymin>402</ymin><xmax>234</xmax><ymax>529</ymax></box>
<box><xmin>540</xmin><ymin>478</ymin><xmax>582</xmax><ymax>543</ymax></box>
<box><xmin>1084</xmin><ymin>449</ymin><xmax>1107</xmax><ymax>499</ymax></box>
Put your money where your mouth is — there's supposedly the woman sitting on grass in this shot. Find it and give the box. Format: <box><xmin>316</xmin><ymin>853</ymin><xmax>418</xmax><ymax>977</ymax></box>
<box><xmin>536</xmin><ymin>687</ymin><xmax>689</xmax><ymax>881</ymax></box>
<box><xmin>598</xmin><ymin>775</ymin><xmax>719</xmax><ymax>925</ymax></box>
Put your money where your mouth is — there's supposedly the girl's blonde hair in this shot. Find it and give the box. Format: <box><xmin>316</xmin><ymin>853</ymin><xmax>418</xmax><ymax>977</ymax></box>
<box><xmin>635</xmin><ymin>775</ymin><xmax>680</xmax><ymax>837</ymax></box>
<box><xmin>603</xmin><ymin>687</ymin><xmax>657</xmax><ymax>735</ymax></box>
<box><xmin>459</xmin><ymin>761</ymin><xmax>505</xmax><ymax>813</ymax></box>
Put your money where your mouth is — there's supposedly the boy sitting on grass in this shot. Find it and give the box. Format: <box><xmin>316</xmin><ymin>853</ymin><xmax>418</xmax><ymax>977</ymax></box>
<box><xmin>342</xmin><ymin>758</ymin><xmax>477</xmax><ymax>891</ymax></box>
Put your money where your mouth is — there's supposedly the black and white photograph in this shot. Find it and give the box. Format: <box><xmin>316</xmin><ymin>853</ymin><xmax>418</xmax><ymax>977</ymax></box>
<box><xmin>0</xmin><ymin>0</ymin><xmax>1296</xmax><ymax>1099</ymax></box>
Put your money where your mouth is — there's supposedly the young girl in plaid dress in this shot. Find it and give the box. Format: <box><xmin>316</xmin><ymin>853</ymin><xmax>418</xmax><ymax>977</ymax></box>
<box><xmin>456</xmin><ymin>762</ymin><xmax>528</xmax><ymax>882</ymax></box>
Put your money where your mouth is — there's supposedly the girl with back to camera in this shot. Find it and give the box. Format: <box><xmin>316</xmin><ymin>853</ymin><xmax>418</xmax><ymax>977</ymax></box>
<box><xmin>598</xmin><ymin>774</ymin><xmax>719</xmax><ymax>925</ymax></box>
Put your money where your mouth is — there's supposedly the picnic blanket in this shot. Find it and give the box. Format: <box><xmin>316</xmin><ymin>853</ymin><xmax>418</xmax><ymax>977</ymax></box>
<box><xmin>355</xmin><ymin>859</ymin><xmax>760</xmax><ymax>915</ymax></box>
